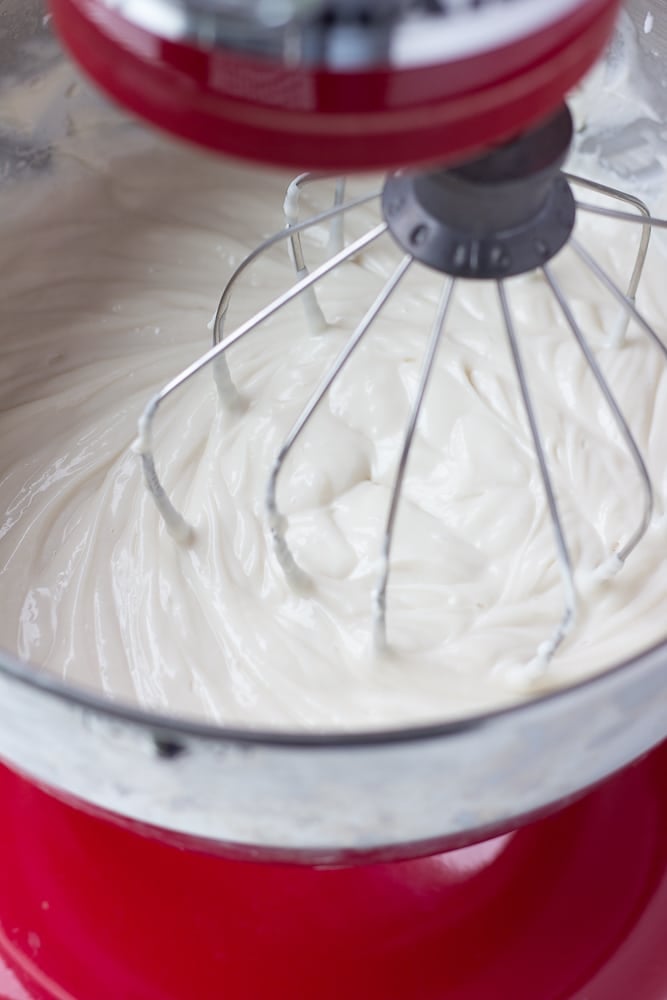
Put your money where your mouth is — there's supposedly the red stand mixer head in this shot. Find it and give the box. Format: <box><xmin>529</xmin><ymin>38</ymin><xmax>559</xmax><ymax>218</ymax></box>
<box><xmin>48</xmin><ymin>0</ymin><xmax>622</xmax><ymax>170</ymax></box>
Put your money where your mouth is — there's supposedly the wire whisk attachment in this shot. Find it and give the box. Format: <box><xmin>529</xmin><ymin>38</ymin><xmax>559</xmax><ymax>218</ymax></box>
<box><xmin>137</xmin><ymin>105</ymin><xmax>667</xmax><ymax>682</ymax></box>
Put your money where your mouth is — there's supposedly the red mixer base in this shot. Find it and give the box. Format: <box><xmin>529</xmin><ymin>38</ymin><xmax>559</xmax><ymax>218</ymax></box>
<box><xmin>0</xmin><ymin>743</ymin><xmax>666</xmax><ymax>1000</ymax></box>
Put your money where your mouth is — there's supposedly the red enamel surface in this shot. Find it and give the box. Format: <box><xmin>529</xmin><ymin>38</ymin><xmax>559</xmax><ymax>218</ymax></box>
<box><xmin>48</xmin><ymin>0</ymin><xmax>622</xmax><ymax>170</ymax></box>
<box><xmin>0</xmin><ymin>742</ymin><xmax>665</xmax><ymax>1000</ymax></box>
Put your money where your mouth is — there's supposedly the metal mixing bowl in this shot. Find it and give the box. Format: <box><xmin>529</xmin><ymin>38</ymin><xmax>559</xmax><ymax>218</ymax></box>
<box><xmin>0</xmin><ymin>0</ymin><xmax>665</xmax><ymax>863</ymax></box>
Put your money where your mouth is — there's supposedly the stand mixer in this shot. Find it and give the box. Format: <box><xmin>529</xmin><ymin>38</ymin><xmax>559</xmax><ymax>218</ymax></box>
<box><xmin>0</xmin><ymin>0</ymin><xmax>666</xmax><ymax>998</ymax></box>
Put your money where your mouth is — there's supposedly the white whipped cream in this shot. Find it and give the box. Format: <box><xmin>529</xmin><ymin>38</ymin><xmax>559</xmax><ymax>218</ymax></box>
<box><xmin>0</xmin><ymin>47</ymin><xmax>666</xmax><ymax>731</ymax></box>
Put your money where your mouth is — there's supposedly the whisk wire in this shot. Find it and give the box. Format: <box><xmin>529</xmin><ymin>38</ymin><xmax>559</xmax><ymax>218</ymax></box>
<box><xmin>373</xmin><ymin>276</ymin><xmax>456</xmax><ymax>652</ymax></box>
<box><xmin>575</xmin><ymin>202</ymin><xmax>667</xmax><ymax>229</ymax></box>
<box><xmin>285</xmin><ymin>174</ymin><xmax>355</xmax><ymax>332</ymax></box>
<box><xmin>328</xmin><ymin>178</ymin><xmax>348</xmax><ymax>255</ymax></box>
<box><xmin>284</xmin><ymin>173</ymin><xmax>315</xmax><ymax>274</ymax></box>
<box><xmin>543</xmin><ymin>262</ymin><xmax>653</xmax><ymax>575</ymax></box>
<box><xmin>498</xmin><ymin>280</ymin><xmax>577</xmax><ymax>677</ymax></box>
<box><xmin>567</xmin><ymin>174</ymin><xmax>651</xmax><ymax>345</ymax></box>
<box><xmin>285</xmin><ymin>174</ymin><xmax>329</xmax><ymax>333</ymax></box>
<box><xmin>267</xmin><ymin>253</ymin><xmax>414</xmax><ymax>590</ymax></box>
<box><xmin>283</xmin><ymin>173</ymin><xmax>350</xmax><ymax>263</ymax></box>
<box><xmin>570</xmin><ymin>237</ymin><xmax>667</xmax><ymax>361</ymax></box>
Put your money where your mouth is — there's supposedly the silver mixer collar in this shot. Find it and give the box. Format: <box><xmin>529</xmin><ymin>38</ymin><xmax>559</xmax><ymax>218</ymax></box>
<box><xmin>102</xmin><ymin>0</ymin><xmax>599</xmax><ymax>69</ymax></box>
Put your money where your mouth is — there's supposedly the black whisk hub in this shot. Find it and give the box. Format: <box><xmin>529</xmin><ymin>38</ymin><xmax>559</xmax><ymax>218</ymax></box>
<box><xmin>382</xmin><ymin>105</ymin><xmax>576</xmax><ymax>279</ymax></box>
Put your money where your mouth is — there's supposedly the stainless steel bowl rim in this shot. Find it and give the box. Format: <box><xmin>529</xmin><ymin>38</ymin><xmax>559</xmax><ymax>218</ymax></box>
<box><xmin>0</xmin><ymin>635</ymin><xmax>664</xmax><ymax>748</ymax></box>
